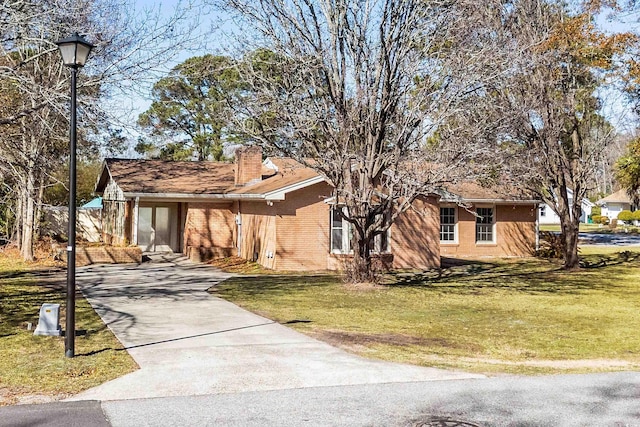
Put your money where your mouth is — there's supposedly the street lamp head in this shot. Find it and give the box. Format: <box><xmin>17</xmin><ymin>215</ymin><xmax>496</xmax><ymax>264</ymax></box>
<box><xmin>56</xmin><ymin>32</ymin><xmax>94</xmax><ymax>68</ymax></box>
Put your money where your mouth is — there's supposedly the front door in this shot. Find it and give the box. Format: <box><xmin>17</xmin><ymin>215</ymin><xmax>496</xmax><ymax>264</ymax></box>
<box><xmin>137</xmin><ymin>205</ymin><xmax>177</xmax><ymax>252</ymax></box>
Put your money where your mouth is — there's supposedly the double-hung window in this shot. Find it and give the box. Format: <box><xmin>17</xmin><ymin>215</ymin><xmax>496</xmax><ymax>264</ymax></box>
<box><xmin>330</xmin><ymin>206</ymin><xmax>390</xmax><ymax>254</ymax></box>
<box><xmin>440</xmin><ymin>206</ymin><xmax>457</xmax><ymax>242</ymax></box>
<box><xmin>476</xmin><ymin>207</ymin><xmax>495</xmax><ymax>243</ymax></box>
<box><xmin>331</xmin><ymin>207</ymin><xmax>351</xmax><ymax>253</ymax></box>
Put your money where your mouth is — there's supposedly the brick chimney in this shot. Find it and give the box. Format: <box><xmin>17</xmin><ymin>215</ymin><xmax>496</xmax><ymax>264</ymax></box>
<box><xmin>235</xmin><ymin>146</ymin><xmax>263</xmax><ymax>186</ymax></box>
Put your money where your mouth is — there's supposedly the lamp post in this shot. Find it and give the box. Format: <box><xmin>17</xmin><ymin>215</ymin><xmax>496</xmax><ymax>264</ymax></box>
<box><xmin>56</xmin><ymin>33</ymin><xmax>93</xmax><ymax>358</ymax></box>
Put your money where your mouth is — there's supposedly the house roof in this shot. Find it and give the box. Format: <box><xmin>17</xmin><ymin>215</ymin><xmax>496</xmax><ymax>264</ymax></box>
<box><xmin>96</xmin><ymin>157</ymin><xmax>538</xmax><ymax>204</ymax></box>
<box><xmin>596</xmin><ymin>189</ymin><xmax>632</xmax><ymax>205</ymax></box>
<box><xmin>229</xmin><ymin>158</ymin><xmax>324</xmax><ymax>199</ymax></box>
<box><xmin>95</xmin><ymin>157</ymin><xmax>325</xmax><ymax>200</ymax></box>
<box><xmin>441</xmin><ymin>181</ymin><xmax>539</xmax><ymax>204</ymax></box>
<box><xmin>96</xmin><ymin>159</ymin><xmax>236</xmax><ymax>195</ymax></box>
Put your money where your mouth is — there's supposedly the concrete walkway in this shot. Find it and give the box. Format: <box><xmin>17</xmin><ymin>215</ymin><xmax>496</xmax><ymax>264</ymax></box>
<box><xmin>69</xmin><ymin>255</ymin><xmax>482</xmax><ymax>402</ymax></box>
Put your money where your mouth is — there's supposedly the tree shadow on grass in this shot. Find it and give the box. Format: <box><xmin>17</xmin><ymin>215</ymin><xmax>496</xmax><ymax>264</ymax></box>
<box><xmin>383</xmin><ymin>252</ymin><xmax>640</xmax><ymax>295</ymax></box>
<box><xmin>209</xmin><ymin>274</ymin><xmax>340</xmax><ymax>297</ymax></box>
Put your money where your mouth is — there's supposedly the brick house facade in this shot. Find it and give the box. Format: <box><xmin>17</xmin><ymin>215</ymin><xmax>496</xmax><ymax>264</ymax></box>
<box><xmin>95</xmin><ymin>147</ymin><xmax>539</xmax><ymax>271</ymax></box>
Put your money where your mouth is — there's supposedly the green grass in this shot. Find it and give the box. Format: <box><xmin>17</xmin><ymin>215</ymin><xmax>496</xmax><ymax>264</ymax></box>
<box><xmin>0</xmin><ymin>250</ymin><xmax>137</xmax><ymax>405</ymax></box>
<box><xmin>211</xmin><ymin>249</ymin><xmax>640</xmax><ymax>375</ymax></box>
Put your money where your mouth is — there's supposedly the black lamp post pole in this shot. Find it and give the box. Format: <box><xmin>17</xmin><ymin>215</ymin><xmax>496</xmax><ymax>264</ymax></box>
<box><xmin>65</xmin><ymin>66</ymin><xmax>78</xmax><ymax>358</ymax></box>
<box><xmin>57</xmin><ymin>31</ymin><xmax>92</xmax><ymax>359</ymax></box>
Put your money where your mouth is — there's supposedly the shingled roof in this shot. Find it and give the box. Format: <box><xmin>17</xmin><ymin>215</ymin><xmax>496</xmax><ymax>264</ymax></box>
<box><xmin>230</xmin><ymin>158</ymin><xmax>324</xmax><ymax>197</ymax></box>
<box><xmin>441</xmin><ymin>181</ymin><xmax>538</xmax><ymax>203</ymax></box>
<box><xmin>596</xmin><ymin>189</ymin><xmax>632</xmax><ymax>205</ymax></box>
<box><xmin>96</xmin><ymin>159</ymin><xmax>237</xmax><ymax>195</ymax></box>
<box><xmin>95</xmin><ymin>157</ymin><xmax>325</xmax><ymax>200</ymax></box>
<box><xmin>96</xmin><ymin>157</ymin><xmax>537</xmax><ymax>204</ymax></box>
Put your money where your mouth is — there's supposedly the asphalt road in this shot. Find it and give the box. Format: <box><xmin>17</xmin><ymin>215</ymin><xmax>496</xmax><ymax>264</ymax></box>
<box><xmin>2</xmin><ymin>372</ymin><xmax>639</xmax><ymax>426</ymax></box>
<box><xmin>579</xmin><ymin>232</ymin><xmax>640</xmax><ymax>246</ymax></box>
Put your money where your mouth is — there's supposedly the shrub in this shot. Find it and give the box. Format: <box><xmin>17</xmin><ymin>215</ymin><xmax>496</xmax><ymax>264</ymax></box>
<box><xmin>618</xmin><ymin>210</ymin><xmax>634</xmax><ymax>224</ymax></box>
<box><xmin>632</xmin><ymin>210</ymin><xmax>640</xmax><ymax>221</ymax></box>
<box><xmin>609</xmin><ymin>218</ymin><xmax>618</xmax><ymax>229</ymax></box>
<box><xmin>537</xmin><ymin>231</ymin><xmax>564</xmax><ymax>259</ymax></box>
<box><xmin>591</xmin><ymin>205</ymin><xmax>601</xmax><ymax>217</ymax></box>
<box><xmin>600</xmin><ymin>216</ymin><xmax>610</xmax><ymax>225</ymax></box>
<box><xmin>591</xmin><ymin>214</ymin><xmax>602</xmax><ymax>224</ymax></box>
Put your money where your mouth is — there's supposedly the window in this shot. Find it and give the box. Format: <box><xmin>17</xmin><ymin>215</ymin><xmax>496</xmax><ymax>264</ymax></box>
<box><xmin>331</xmin><ymin>207</ymin><xmax>350</xmax><ymax>253</ymax></box>
<box><xmin>540</xmin><ymin>205</ymin><xmax>546</xmax><ymax>217</ymax></box>
<box><xmin>440</xmin><ymin>207</ymin><xmax>456</xmax><ymax>242</ymax></box>
<box><xmin>369</xmin><ymin>230</ymin><xmax>390</xmax><ymax>253</ymax></box>
<box><xmin>476</xmin><ymin>207</ymin><xmax>494</xmax><ymax>243</ymax></box>
<box><xmin>330</xmin><ymin>207</ymin><xmax>389</xmax><ymax>254</ymax></box>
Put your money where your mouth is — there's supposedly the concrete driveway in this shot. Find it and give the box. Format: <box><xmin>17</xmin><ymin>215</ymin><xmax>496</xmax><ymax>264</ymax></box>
<box><xmin>69</xmin><ymin>255</ymin><xmax>481</xmax><ymax>402</ymax></box>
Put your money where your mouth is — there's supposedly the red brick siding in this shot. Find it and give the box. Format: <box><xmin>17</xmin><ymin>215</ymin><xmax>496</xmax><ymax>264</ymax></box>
<box><xmin>235</xmin><ymin>146</ymin><xmax>262</xmax><ymax>186</ymax></box>
<box><xmin>391</xmin><ymin>196</ymin><xmax>441</xmax><ymax>269</ymax></box>
<box><xmin>184</xmin><ymin>202</ymin><xmax>236</xmax><ymax>261</ymax></box>
<box><xmin>274</xmin><ymin>182</ymin><xmax>333</xmax><ymax>271</ymax></box>
<box><xmin>440</xmin><ymin>204</ymin><xmax>536</xmax><ymax>258</ymax></box>
<box><xmin>238</xmin><ymin>202</ymin><xmax>277</xmax><ymax>269</ymax></box>
<box><xmin>74</xmin><ymin>246</ymin><xmax>142</xmax><ymax>266</ymax></box>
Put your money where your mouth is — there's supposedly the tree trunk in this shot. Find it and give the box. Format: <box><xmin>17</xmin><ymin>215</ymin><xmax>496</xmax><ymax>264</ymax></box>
<box><xmin>20</xmin><ymin>165</ymin><xmax>35</xmax><ymax>261</ymax></box>
<box><xmin>561</xmin><ymin>218</ymin><xmax>580</xmax><ymax>269</ymax></box>
<box><xmin>557</xmin><ymin>185</ymin><xmax>581</xmax><ymax>269</ymax></box>
<box><xmin>14</xmin><ymin>190</ymin><xmax>23</xmax><ymax>248</ymax></box>
<box><xmin>347</xmin><ymin>222</ymin><xmax>376</xmax><ymax>283</ymax></box>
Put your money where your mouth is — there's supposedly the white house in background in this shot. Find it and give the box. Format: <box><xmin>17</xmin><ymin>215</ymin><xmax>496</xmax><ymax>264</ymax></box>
<box><xmin>596</xmin><ymin>189</ymin><xmax>636</xmax><ymax>220</ymax></box>
<box><xmin>538</xmin><ymin>189</ymin><xmax>595</xmax><ymax>224</ymax></box>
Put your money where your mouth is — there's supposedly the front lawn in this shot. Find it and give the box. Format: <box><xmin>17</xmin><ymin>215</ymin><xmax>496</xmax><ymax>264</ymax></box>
<box><xmin>0</xmin><ymin>248</ymin><xmax>137</xmax><ymax>405</ymax></box>
<box><xmin>211</xmin><ymin>249</ymin><xmax>640</xmax><ymax>375</ymax></box>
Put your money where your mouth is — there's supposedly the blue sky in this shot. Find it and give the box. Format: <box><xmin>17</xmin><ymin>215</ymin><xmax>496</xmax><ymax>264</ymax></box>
<box><xmin>114</xmin><ymin>1</ymin><xmax>638</xmax><ymax>151</ymax></box>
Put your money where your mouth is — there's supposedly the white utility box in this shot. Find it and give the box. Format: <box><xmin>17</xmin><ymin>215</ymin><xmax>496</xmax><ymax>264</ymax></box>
<box><xmin>33</xmin><ymin>303</ymin><xmax>62</xmax><ymax>336</ymax></box>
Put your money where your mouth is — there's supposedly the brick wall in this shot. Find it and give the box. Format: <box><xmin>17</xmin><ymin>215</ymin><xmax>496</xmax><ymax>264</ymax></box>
<box><xmin>74</xmin><ymin>246</ymin><xmax>142</xmax><ymax>266</ymax></box>
<box><xmin>391</xmin><ymin>196</ymin><xmax>441</xmax><ymax>269</ymax></box>
<box><xmin>235</xmin><ymin>146</ymin><xmax>262</xmax><ymax>186</ymax></box>
<box><xmin>238</xmin><ymin>202</ymin><xmax>277</xmax><ymax>269</ymax></box>
<box><xmin>235</xmin><ymin>182</ymin><xmax>332</xmax><ymax>271</ymax></box>
<box><xmin>440</xmin><ymin>203</ymin><xmax>537</xmax><ymax>258</ymax></box>
<box><xmin>184</xmin><ymin>202</ymin><xmax>236</xmax><ymax>262</ymax></box>
<box><xmin>274</xmin><ymin>182</ymin><xmax>333</xmax><ymax>271</ymax></box>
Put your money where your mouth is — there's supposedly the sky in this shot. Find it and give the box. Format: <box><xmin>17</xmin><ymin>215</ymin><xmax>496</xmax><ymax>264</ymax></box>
<box><xmin>99</xmin><ymin>0</ymin><xmax>228</xmax><ymax>155</ymax></box>
<box><xmin>112</xmin><ymin>1</ymin><xmax>640</xmax><ymax>156</ymax></box>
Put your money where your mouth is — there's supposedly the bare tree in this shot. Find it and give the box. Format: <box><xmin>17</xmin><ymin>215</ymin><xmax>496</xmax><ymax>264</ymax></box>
<box><xmin>0</xmin><ymin>0</ymin><xmax>207</xmax><ymax>259</ymax></box>
<box><xmin>481</xmin><ymin>0</ymin><xmax>632</xmax><ymax>269</ymax></box>
<box><xmin>215</xmin><ymin>0</ymin><xmax>510</xmax><ymax>281</ymax></box>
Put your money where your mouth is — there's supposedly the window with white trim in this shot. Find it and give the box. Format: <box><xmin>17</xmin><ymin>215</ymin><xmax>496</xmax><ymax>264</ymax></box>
<box><xmin>330</xmin><ymin>207</ymin><xmax>389</xmax><ymax>254</ymax></box>
<box><xmin>476</xmin><ymin>207</ymin><xmax>495</xmax><ymax>243</ymax></box>
<box><xmin>331</xmin><ymin>207</ymin><xmax>351</xmax><ymax>253</ymax></box>
<box><xmin>440</xmin><ymin>206</ymin><xmax>457</xmax><ymax>242</ymax></box>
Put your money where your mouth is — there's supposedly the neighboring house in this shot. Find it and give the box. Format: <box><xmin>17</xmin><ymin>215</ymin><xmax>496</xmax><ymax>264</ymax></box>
<box><xmin>596</xmin><ymin>189</ymin><xmax>637</xmax><ymax>220</ymax></box>
<box><xmin>538</xmin><ymin>189</ymin><xmax>595</xmax><ymax>224</ymax></box>
<box><xmin>95</xmin><ymin>147</ymin><xmax>539</xmax><ymax>271</ymax></box>
<box><xmin>41</xmin><ymin>197</ymin><xmax>103</xmax><ymax>242</ymax></box>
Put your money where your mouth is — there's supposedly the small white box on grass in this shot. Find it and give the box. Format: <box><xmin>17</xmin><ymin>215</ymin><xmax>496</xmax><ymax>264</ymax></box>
<box><xmin>33</xmin><ymin>303</ymin><xmax>62</xmax><ymax>336</ymax></box>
